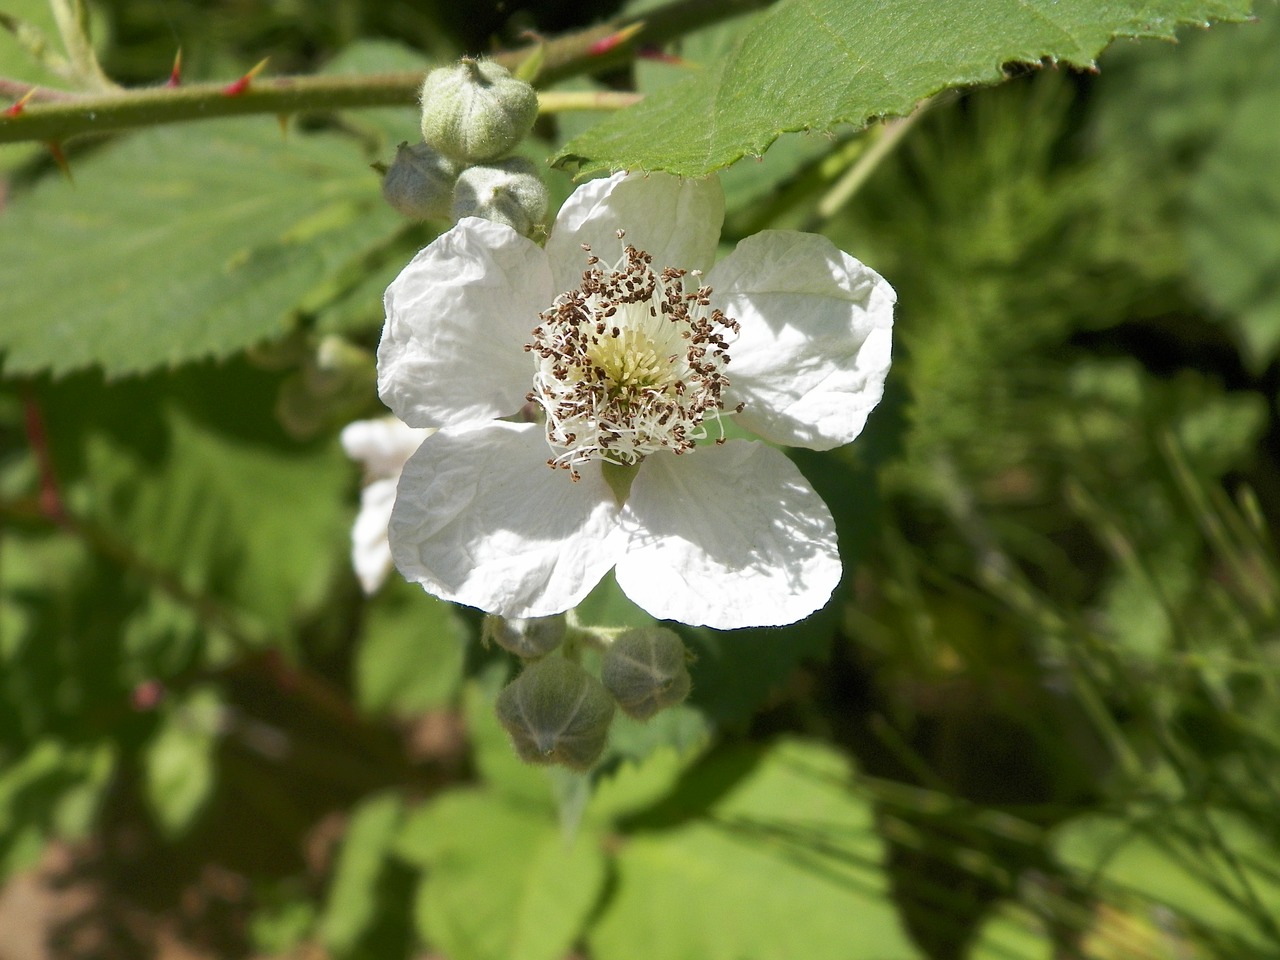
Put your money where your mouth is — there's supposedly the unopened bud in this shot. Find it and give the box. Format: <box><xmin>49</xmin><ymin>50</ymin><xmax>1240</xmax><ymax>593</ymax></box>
<box><xmin>495</xmin><ymin>657</ymin><xmax>614</xmax><ymax>770</ymax></box>
<box><xmin>600</xmin><ymin>627</ymin><xmax>691</xmax><ymax>720</ymax></box>
<box><xmin>451</xmin><ymin>157</ymin><xmax>549</xmax><ymax>236</ymax></box>
<box><xmin>419</xmin><ymin>58</ymin><xmax>538</xmax><ymax>164</ymax></box>
<box><xmin>484</xmin><ymin>614</ymin><xmax>566</xmax><ymax>659</ymax></box>
<box><xmin>381</xmin><ymin>141</ymin><xmax>457</xmax><ymax>221</ymax></box>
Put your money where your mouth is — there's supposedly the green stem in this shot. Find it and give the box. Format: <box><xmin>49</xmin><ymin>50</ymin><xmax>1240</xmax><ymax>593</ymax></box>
<box><xmin>541</xmin><ymin>90</ymin><xmax>643</xmax><ymax>113</ymax></box>
<box><xmin>803</xmin><ymin>100</ymin><xmax>932</xmax><ymax>231</ymax></box>
<box><xmin>49</xmin><ymin>0</ymin><xmax>116</xmax><ymax>91</ymax></box>
<box><xmin>0</xmin><ymin>71</ymin><xmax>421</xmax><ymax>144</ymax></box>
<box><xmin>0</xmin><ymin>0</ymin><xmax>771</xmax><ymax>145</ymax></box>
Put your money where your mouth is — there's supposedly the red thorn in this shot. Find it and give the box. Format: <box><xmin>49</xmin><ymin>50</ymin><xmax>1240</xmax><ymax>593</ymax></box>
<box><xmin>167</xmin><ymin>48</ymin><xmax>183</xmax><ymax>87</ymax></box>
<box><xmin>222</xmin><ymin>57</ymin><xmax>269</xmax><ymax>97</ymax></box>
<box><xmin>4</xmin><ymin>88</ymin><xmax>36</xmax><ymax>118</ymax></box>
<box><xmin>588</xmin><ymin>21</ymin><xmax>644</xmax><ymax>56</ymax></box>
<box><xmin>46</xmin><ymin>141</ymin><xmax>73</xmax><ymax>182</ymax></box>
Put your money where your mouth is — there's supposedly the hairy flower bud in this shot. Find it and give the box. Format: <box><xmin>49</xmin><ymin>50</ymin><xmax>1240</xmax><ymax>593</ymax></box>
<box><xmin>419</xmin><ymin>58</ymin><xmax>538</xmax><ymax>164</ymax></box>
<box><xmin>451</xmin><ymin>157</ymin><xmax>549</xmax><ymax>236</ymax></box>
<box><xmin>600</xmin><ymin>627</ymin><xmax>692</xmax><ymax>720</ymax></box>
<box><xmin>495</xmin><ymin>657</ymin><xmax>614</xmax><ymax>769</ymax></box>
<box><xmin>483</xmin><ymin>613</ymin><xmax>566</xmax><ymax>659</ymax></box>
<box><xmin>381</xmin><ymin>141</ymin><xmax>457</xmax><ymax>221</ymax></box>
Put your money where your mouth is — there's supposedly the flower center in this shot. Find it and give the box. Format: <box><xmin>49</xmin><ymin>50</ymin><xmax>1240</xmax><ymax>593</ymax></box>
<box><xmin>525</xmin><ymin>238</ymin><xmax>742</xmax><ymax>478</ymax></box>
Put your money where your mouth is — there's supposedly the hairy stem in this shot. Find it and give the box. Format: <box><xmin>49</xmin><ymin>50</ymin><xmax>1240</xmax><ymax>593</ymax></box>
<box><xmin>0</xmin><ymin>0</ymin><xmax>770</xmax><ymax>145</ymax></box>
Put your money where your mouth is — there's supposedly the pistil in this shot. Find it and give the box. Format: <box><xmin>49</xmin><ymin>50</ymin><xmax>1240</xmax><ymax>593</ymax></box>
<box><xmin>525</xmin><ymin>239</ymin><xmax>743</xmax><ymax>478</ymax></box>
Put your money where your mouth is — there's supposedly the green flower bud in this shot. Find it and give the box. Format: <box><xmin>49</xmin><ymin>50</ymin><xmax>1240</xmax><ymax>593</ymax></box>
<box><xmin>451</xmin><ymin>157</ymin><xmax>549</xmax><ymax>236</ymax></box>
<box><xmin>381</xmin><ymin>141</ymin><xmax>457</xmax><ymax>221</ymax></box>
<box><xmin>601</xmin><ymin>627</ymin><xmax>692</xmax><ymax>721</ymax></box>
<box><xmin>495</xmin><ymin>657</ymin><xmax>614</xmax><ymax>770</ymax></box>
<box><xmin>483</xmin><ymin>613</ymin><xmax>566</xmax><ymax>659</ymax></box>
<box><xmin>419</xmin><ymin>57</ymin><xmax>538</xmax><ymax>164</ymax></box>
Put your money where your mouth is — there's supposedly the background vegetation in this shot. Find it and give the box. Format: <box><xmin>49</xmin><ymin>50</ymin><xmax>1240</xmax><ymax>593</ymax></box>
<box><xmin>2</xmin><ymin>0</ymin><xmax>1279</xmax><ymax>957</ymax></box>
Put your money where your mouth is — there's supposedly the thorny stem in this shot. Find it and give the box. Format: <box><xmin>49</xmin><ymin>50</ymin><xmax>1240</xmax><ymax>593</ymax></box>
<box><xmin>0</xmin><ymin>0</ymin><xmax>770</xmax><ymax>145</ymax></box>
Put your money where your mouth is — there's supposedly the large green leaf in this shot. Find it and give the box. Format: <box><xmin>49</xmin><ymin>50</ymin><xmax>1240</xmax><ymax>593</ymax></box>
<box><xmin>589</xmin><ymin>739</ymin><xmax>920</xmax><ymax>959</ymax></box>
<box><xmin>556</xmin><ymin>0</ymin><xmax>1255</xmax><ymax>176</ymax></box>
<box><xmin>0</xmin><ymin>118</ymin><xmax>400</xmax><ymax>377</ymax></box>
<box><xmin>397</xmin><ymin>789</ymin><xmax>607</xmax><ymax>960</ymax></box>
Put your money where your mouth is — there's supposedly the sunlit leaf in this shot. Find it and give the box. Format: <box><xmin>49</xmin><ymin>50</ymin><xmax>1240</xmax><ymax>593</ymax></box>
<box><xmin>557</xmin><ymin>0</ymin><xmax>1255</xmax><ymax>176</ymax></box>
<box><xmin>398</xmin><ymin>789</ymin><xmax>606</xmax><ymax>960</ymax></box>
<box><xmin>0</xmin><ymin>119</ymin><xmax>400</xmax><ymax>377</ymax></box>
<box><xmin>589</xmin><ymin>739</ymin><xmax>920</xmax><ymax>959</ymax></box>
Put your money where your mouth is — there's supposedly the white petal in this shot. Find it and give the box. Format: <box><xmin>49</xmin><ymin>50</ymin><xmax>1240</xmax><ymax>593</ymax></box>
<box><xmin>545</xmin><ymin>172</ymin><xmax>725</xmax><ymax>291</ymax></box>
<box><xmin>614</xmin><ymin>442</ymin><xmax>841</xmax><ymax>629</ymax></box>
<box><xmin>377</xmin><ymin>218</ymin><xmax>553</xmax><ymax>429</ymax></box>
<box><xmin>389</xmin><ymin>421</ymin><xmax>623</xmax><ymax>618</ymax></box>
<box><xmin>351</xmin><ymin>477</ymin><xmax>398</xmax><ymax>594</ymax></box>
<box><xmin>340</xmin><ymin>417</ymin><xmax>433</xmax><ymax>480</ymax></box>
<box><xmin>708</xmin><ymin>230</ymin><xmax>895</xmax><ymax>450</ymax></box>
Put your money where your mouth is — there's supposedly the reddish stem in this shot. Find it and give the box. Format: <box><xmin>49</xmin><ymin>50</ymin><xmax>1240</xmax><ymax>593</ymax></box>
<box><xmin>21</xmin><ymin>391</ymin><xmax>71</xmax><ymax>528</ymax></box>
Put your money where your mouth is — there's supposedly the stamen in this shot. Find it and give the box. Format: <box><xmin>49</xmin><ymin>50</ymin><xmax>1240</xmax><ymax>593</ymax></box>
<box><xmin>526</xmin><ymin>241</ymin><xmax>742</xmax><ymax>475</ymax></box>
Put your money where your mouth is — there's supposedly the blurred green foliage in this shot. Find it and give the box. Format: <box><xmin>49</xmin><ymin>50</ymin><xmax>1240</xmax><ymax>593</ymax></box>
<box><xmin>3</xmin><ymin>1</ymin><xmax>1280</xmax><ymax>958</ymax></box>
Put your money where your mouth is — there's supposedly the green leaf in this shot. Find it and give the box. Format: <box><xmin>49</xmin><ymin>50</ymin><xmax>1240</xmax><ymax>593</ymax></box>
<box><xmin>1089</xmin><ymin>6</ymin><xmax>1280</xmax><ymax>366</ymax></box>
<box><xmin>38</xmin><ymin>367</ymin><xmax>354</xmax><ymax>636</ymax></box>
<box><xmin>968</xmin><ymin>906</ymin><xmax>1054</xmax><ymax>960</ymax></box>
<box><xmin>0</xmin><ymin>738</ymin><xmax>116</xmax><ymax>880</ymax></box>
<box><xmin>318</xmin><ymin>791</ymin><xmax>404</xmax><ymax>956</ymax></box>
<box><xmin>0</xmin><ymin>119</ymin><xmax>401</xmax><ymax>377</ymax></box>
<box><xmin>355</xmin><ymin>580</ymin><xmax>467</xmax><ymax>716</ymax></box>
<box><xmin>1186</xmin><ymin>45</ymin><xmax>1280</xmax><ymax>367</ymax></box>
<box><xmin>1</xmin><ymin>364</ymin><xmax>351</xmax><ymax>765</ymax></box>
<box><xmin>556</xmin><ymin>0</ymin><xmax>1255</xmax><ymax>176</ymax></box>
<box><xmin>586</xmin><ymin>745</ymin><xmax>695</xmax><ymax>824</ymax></box>
<box><xmin>250</xmin><ymin>887</ymin><xmax>318</xmax><ymax>956</ymax></box>
<box><xmin>143</xmin><ymin>685</ymin><xmax>223</xmax><ymax>837</ymax></box>
<box><xmin>589</xmin><ymin>739</ymin><xmax>920</xmax><ymax>959</ymax></box>
<box><xmin>398</xmin><ymin>790</ymin><xmax>606</xmax><ymax>960</ymax></box>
